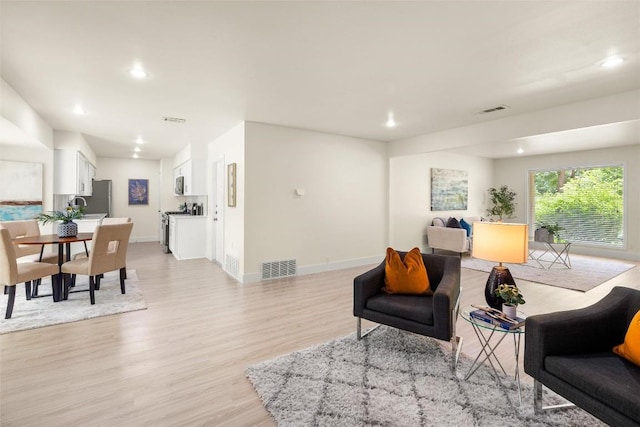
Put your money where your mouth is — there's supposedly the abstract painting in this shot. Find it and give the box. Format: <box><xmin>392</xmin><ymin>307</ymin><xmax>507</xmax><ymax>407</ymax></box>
<box><xmin>128</xmin><ymin>179</ymin><xmax>148</xmax><ymax>205</ymax></box>
<box><xmin>430</xmin><ymin>168</ymin><xmax>468</xmax><ymax>211</ymax></box>
<box><xmin>0</xmin><ymin>160</ymin><xmax>43</xmax><ymax>220</ymax></box>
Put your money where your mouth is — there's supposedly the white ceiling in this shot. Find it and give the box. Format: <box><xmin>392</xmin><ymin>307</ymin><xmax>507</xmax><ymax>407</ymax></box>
<box><xmin>1</xmin><ymin>1</ymin><xmax>639</xmax><ymax>160</ymax></box>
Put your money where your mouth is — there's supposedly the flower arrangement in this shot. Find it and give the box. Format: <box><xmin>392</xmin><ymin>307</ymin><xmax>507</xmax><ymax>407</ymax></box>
<box><xmin>35</xmin><ymin>206</ymin><xmax>85</xmax><ymax>224</ymax></box>
<box><xmin>495</xmin><ymin>284</ymin><xmax>526</xmax><ymax>306</ymax></box>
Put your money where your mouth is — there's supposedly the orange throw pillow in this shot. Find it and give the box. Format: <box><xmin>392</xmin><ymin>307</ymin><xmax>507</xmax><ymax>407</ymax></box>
<box><xmin>383</xmin><ymin>247</ymin><xmax>432</xmax><ymax>295</ymax></box>
<box><xmin>613</xmin><ymin>309</ymin><xmax>640</xmax><ymax>367</ymax></box>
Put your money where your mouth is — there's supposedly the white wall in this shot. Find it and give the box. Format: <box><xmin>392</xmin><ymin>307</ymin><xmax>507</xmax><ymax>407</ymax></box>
<box><xmin>1</xmin><ymin>79</ymin><xmax>54</xmax><ymax>149</ymax></box>
<box><xmin>95</xmin><ymin>157</ymin><xmax>162</xmax><ymax>243</ymax></box>
<box><xmin>243</xmin><ymin>122</ymin><xmax>388</xmax><ymax>282</ymax></box>
<box><xmin>208</xmin><ymin>123</ymin><xmax>245</xmax><ymax>279</ymax></box>
<box><xmin>494</xmin><ymin>144</ymin><xmax>640</xmax><ymax>261</ymax></box>
<box><xmin>389</xmin><ymin>151</ymin><xmax>493</xmax><ymax>252</ymax></box>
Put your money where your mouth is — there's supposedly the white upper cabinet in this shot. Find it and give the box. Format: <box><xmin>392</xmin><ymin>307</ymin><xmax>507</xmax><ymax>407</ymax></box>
<box><xmin>54</xmin><ymin>149</ymin><xmax>96</xmax><ymax>195</ymax></box>
<box><xmin>173</xmin><ymin>153</ymin><xmax>207</xmax><ymax>196</ymax></box>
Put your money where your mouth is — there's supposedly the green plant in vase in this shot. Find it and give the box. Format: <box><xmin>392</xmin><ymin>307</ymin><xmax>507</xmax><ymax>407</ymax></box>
<box><xmin>35</xmin><ymin>206</ymin><xmax>85</xmax><ymax>237</ymax></box>
<box><xmin>495</xmin><ymin>283</ymin><xmax>525</xmax><ymax>319</ymax></box>
<box><xmin>486</xmin><ymin>185</ymin><xmax>517</xmax><ymax>221</ymax></box>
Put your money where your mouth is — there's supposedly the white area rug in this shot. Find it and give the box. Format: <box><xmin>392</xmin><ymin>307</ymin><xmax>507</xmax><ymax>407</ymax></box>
<box><xmin>247</xmin><ymin>326</ymin><xmax>604</xmax><ymax>426</ymax></box>
<box><xmin>462</xmin><ymin>254</ymin><xmax>635</xmax><ymax>292</ymax></box>
<box><xmin>0</xmin><ymin>269</ymin><xmax>146</xmax><ymax>334</ymax></box>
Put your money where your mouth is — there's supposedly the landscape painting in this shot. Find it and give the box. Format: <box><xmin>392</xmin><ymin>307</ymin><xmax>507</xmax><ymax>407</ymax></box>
<box><xmin>430</xmin><ymin>168</ymin><xmax>468</xmax><ymax>211</ymax></box>
<box><xmin>0</xmin><ymin>160</ymin><xmax>43</xmax><ymax>220</ymax></box>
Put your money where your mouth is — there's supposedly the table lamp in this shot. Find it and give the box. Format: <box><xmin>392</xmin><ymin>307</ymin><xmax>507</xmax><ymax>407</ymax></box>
<box><xmin>472</xmin><ymin>222</ymin><xmax>528</xmax><ymax>309</ymax></box>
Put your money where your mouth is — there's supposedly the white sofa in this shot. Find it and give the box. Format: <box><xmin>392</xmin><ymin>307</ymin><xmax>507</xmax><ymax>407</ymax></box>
<box><xmin>425</xmin><ymin>217</ymin><xmax>479</xmax><ymax>255</ymax></box>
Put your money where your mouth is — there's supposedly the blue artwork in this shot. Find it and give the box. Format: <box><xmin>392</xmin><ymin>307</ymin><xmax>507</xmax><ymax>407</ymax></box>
<box><xmin>128</xmin><ymin>179</ymin><xmax>149</xmax><ymax>205</ymax></box>
<box><xmin>0</xmin><ymin>204</ymin><xmax>43</xmax><ymax>221</ymax></box>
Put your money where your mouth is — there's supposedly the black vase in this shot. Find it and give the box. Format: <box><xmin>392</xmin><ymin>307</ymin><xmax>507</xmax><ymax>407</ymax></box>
<box><xmin>484</xmin><ymin>265</ymin><xmax>516</xmax><ymax>309</ymax></box>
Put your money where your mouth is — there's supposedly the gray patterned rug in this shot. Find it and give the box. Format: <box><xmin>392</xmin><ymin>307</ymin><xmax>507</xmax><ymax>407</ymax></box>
<box><xmin>0</xmin><ymin>269</ymin><xmax>146</xmax><ymax>334</ymax></box>
<box><xmin>246</xmin><ymin>326</ymin><xmax>604</xmax><ymax>426</ymax></box>
<box><xmin>462</xmin><ymin>254</ymin><xmax>635</xmax><ymax>292</ymax></box>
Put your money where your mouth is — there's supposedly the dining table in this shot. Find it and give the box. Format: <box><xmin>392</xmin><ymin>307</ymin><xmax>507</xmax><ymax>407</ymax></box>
<box><xmin>12</xmin><ymin>233</ymin><xmax>93</xmax><ymax>302</ymax></box>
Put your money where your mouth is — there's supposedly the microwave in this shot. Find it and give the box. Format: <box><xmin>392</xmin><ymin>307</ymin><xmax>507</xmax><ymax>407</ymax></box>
<box><xmin>175</xmin><ymin>176</ymin><xmax>184</xmax><ymax>195</ymax></box>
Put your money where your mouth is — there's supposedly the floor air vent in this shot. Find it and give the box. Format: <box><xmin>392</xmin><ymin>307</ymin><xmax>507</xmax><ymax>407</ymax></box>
<box><xmin>261</xmin><ymin>259</ymin><xmax>297</xmax><ymax>280</ymax></box>
<box><xmin>225</xmin><ymin>254</ymin><xmax>239</xmax><ymax>277</ymax></box>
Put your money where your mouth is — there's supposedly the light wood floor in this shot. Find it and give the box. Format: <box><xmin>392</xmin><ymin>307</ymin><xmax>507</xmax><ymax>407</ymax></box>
<box><xmin>1</xmin><ymin>243</ymin><xmax>638</xmax><ymax>426</ymax></box>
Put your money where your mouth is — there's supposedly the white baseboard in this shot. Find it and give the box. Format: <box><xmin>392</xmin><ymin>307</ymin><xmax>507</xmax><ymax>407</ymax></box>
<box><xmin>240</xmin><ymin>255</ymin><xmax>381</xmax><ymax>284</ymax></box>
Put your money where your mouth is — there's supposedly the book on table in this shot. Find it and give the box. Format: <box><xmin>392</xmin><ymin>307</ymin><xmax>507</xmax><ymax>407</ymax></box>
<box><xmin>469</xmin><ymin>307</ymin><xmax>526</xmax><ymax>330</ymax></box>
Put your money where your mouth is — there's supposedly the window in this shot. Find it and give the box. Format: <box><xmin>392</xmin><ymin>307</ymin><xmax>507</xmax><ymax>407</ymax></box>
<box><xmin>528</xmin><ymin>165</ymin><xmax>624</xmax><ymax>247</ymax></box>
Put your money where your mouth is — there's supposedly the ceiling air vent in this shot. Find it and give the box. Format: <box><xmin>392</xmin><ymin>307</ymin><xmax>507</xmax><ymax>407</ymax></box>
<box><xmin>162</xmin><ymin>116</ymin><xmax>186</xmax><ymax>123</ymax></box>
<box><xmin>478</xmin><ymin>105</ymin><xmax>510</xmax><ymax>114</ymax></box>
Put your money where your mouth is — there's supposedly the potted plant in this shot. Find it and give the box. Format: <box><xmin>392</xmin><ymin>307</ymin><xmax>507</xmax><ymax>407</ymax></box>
<box><xmin>535</xmin><ymin>222</ymin><xmax>564</xmax><ymax>243</ymax></box>
<box><xmin>35</xmin><ymin>205</ymin><xmax>85</xmax><ymax>237</ymax></box>
<box><xmin>486</xmin><ymin>185</ymin><xmax>517</xmax><ymax>221</ymax></box>
<box><xmin>494</xmin><ymin>283</ymin><xmax>525</xmax><ymax>319</ymax></box>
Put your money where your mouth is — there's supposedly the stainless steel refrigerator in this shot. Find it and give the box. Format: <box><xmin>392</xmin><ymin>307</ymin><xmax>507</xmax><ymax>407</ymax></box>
<box><xmin>83</xmin><ymin>179</ymin><xmax>112</xmax><ymax>216</ymax></box>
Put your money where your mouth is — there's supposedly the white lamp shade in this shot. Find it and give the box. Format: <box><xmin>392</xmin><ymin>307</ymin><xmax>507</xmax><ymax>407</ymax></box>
<box><xmin>472</xmin><ymin>222</ymin><xmax>529</xmax><ymax>264</ymax></box>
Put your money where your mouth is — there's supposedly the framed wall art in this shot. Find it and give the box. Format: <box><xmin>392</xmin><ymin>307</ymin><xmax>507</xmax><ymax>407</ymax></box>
<box><xmin>128</xmin><ymin>179</ymin><xmax>149</xmax><ymax>205</ymax></box>
<box><xmin>227</xmin><ymin>163</ymin><xmax>237</xmax><ymax>207</ymax></box>
<box><xmin>430</xmin><ymin>168</ymin><xmax>468</xmax><ymax>211</ymax></box>
<box><xmin>0</xmin><ymin>160</ymin><xmax>43</xmax><ymax>220</ymax></box>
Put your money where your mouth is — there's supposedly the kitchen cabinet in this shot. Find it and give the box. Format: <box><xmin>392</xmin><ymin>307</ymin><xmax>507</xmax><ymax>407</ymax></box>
<box><xmin>54</xmin><ymin>149</ymin><xmax>96</xmax><ymax>196</ymax></box>
<box><xmin>174</xmin><ymin>158</ymin><xmax>205</xmax><ymax>195</ymax></box>
<box><xmin>169</xmin><ymin>215</ymin><xmax>206</xmax><ymax>260</ymax></box>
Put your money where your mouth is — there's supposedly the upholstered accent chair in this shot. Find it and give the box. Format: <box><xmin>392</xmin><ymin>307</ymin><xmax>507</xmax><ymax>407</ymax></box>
<box><xmin>353</xmin><ymin>252</ymin><xmax>462</xmax><ymax>370</ymax></box>
<box><xmin>61</xmin><ymin>222</ymin><xmax>133</xmax><ymax>304</ymax></box>
<box><xmin>0</xmin><ymin>227</ymin><xmax>60</xmax><ymax>318</ymax></box>
<box><xmin>524</xmin><ymin>286</ymin><xmax>640</xmax><ymax>427</ymax></box>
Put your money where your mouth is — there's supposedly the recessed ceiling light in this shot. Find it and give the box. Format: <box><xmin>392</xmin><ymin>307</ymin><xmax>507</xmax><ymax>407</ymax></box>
<box><xmin>72</xmin><ymin>104</ymin><xmax>86</xmax><ymax>115</ymax></box>
<box><xmin>385</xmin><ymin>113</ymin><xmax>397</xmax><ymax>128</ymax></box>
<box><xmin>129</xmin><ymin>64</ymin><xmax>147</xmax><ymax>79</ymax></box>
<box><xmin>601</xmin><ymin>57</ymin><xmax>624</xmax><ymax>68</ymax></box>
<box><xmin>517</xmin><ymin>148</ymin><xmax>524</xmax><ymax>154</ymax></box>
<box><xmin>135</xmin><ymin>136</ymin><xmax>145</xmax><ymax>144</ymax></box>
<box><xmin>133</xmin><ymin>153</ymin><xmax>139</xmax><ymax>159</ymax></box>
<box><xmin>134</xmin><ymin>147</ymin><xmax>141</xmax><ymax>152</ymax></box>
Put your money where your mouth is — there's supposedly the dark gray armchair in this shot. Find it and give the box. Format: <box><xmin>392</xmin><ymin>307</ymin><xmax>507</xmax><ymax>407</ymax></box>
<box><xmin>353</xmin><ymin>252</ymin><xmax>462</xmax><ymax>370</ymax></box>
<box><xmin>524</xmin><ymin>286</ymin><xmax>640</xmax><ymax>427</ymax></box>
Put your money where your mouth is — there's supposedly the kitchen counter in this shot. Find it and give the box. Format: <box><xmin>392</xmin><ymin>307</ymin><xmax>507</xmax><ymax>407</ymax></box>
<box><xmin>78</xmin><ymin>213</ymin><xmax>107</xmax><ymax>221</ymax></box>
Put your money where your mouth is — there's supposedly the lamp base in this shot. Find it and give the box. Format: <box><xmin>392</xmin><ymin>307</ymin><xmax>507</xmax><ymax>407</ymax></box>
<box><xmin>485</xmin><ymin>266</ymin><xmax>516</xmax><ymax>310</ymax></box>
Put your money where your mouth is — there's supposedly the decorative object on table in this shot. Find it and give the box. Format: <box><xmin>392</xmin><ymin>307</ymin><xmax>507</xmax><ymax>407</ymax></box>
<box><xmin>486</xmin><ymin>184</ymin><xmax>516</xmax><ymax>221</ymax></box>
<box><xmin>494</xmin><ymin>283</ymin><xmax>525</xmax><ymax>318</ymax></box>
<box><xmin>128</xmin><ymin>179</ymin><xmax>148</xmax><ymax>205</ymax></box>
<box><xmin>430</xmin><ymin>168</ymin><xmax>468</xmax><ymax>211</ymax></box>
<box><xmin>247</xmin><ymin>326</ymin><xmax>603</xmax><ymax>426</ymax></box>
<box><xmin>469</xmin><ymin>305</ymin><xmax>526</xmax><ymax>330</ymax></box>
<box><xmin>472</xmin><ymin>221</ymin><xmax>528</xmax><ymax>309</ymax></box>
<box><xmin>34</xmin><ymin>205</ymin><xmax>85</xmax><ymax>237</ymax></box>
<box><xmin>535</xmin><ymin>222</ymin><xmax>564</xmax><ymax>243</ymax></box>
<box><xmin>0</xmin><ymin>160</ymin><xmax>44</xmax><ymax>221</ymax></box>
<box><xmin>227</xmin><ymin>163</ymin><xmax>237</xmax><ymax>207</ymax></box>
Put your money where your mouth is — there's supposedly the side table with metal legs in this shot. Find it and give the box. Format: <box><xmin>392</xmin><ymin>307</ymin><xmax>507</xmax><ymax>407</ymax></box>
<box><xmin>461</xmin><ymin>306</ymin><xmax>526</xmax><ymax>407</ymax></box>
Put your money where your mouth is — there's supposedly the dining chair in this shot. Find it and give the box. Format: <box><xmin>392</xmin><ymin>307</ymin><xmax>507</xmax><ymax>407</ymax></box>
<box><xmin>0</xmin><ymin>219</ymin><xmax>57</xmax><ymax>263</ymax></box>
<box><xmin>0</xmin><ymin>227</ymin><xmax>60</xmax><ymax>319</ymax></box>
<box><xmin>71</xmin><ymin>218</ymin><xmax>132</xmax><ymax>286</ymax></box>
<box><xmin>0</xmin><ymin>219</ymin><xmax>58</xmax><ymax>299</ymax></box>
<box><xmin>61</xmin><ymin>222</ymin><xmax>133</xmax><ymax>304</ymax></box>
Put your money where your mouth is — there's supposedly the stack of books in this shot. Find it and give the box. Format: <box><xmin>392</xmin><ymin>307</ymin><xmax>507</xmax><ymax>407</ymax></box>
<box><xmin>469</xmin><ymin>306</ymin><xmax>526</xmax><ymax>330</ymax></box>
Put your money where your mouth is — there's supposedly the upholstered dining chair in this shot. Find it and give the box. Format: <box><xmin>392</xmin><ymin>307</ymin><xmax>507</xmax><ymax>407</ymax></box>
<box><xmin>0</xmin><ymin>227</ymin><xmax>60</xmax><ymax>318</ymax></box>
<box><xmin>61</xmin><ymin>222</ymin><xmax>133</xmax><ymax>304</ymax></box>
<box><xmin>0</xmin><ymin>219</ymin><xmax>57</xmax><ymax>263</ymax></box>
<box><xmin>353</xmin><ymin>252</ymin><xmax>463</xmax><ymax>371</ymax></box>
<box><xmin>71</xmin><ymin>217</ymin><xmax>131</xmax><ymax>284</ymax></box>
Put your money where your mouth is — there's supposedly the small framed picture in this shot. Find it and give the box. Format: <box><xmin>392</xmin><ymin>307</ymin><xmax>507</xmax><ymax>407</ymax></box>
<box><xmin>128</xmin><ymin>179</ymin><xmax>149</xmax><ymax>205</ymax></box>
<box><xmin>227</xmin><ymin>163</ymin><xmax>237</xmax><ymax>207</ymax></box>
